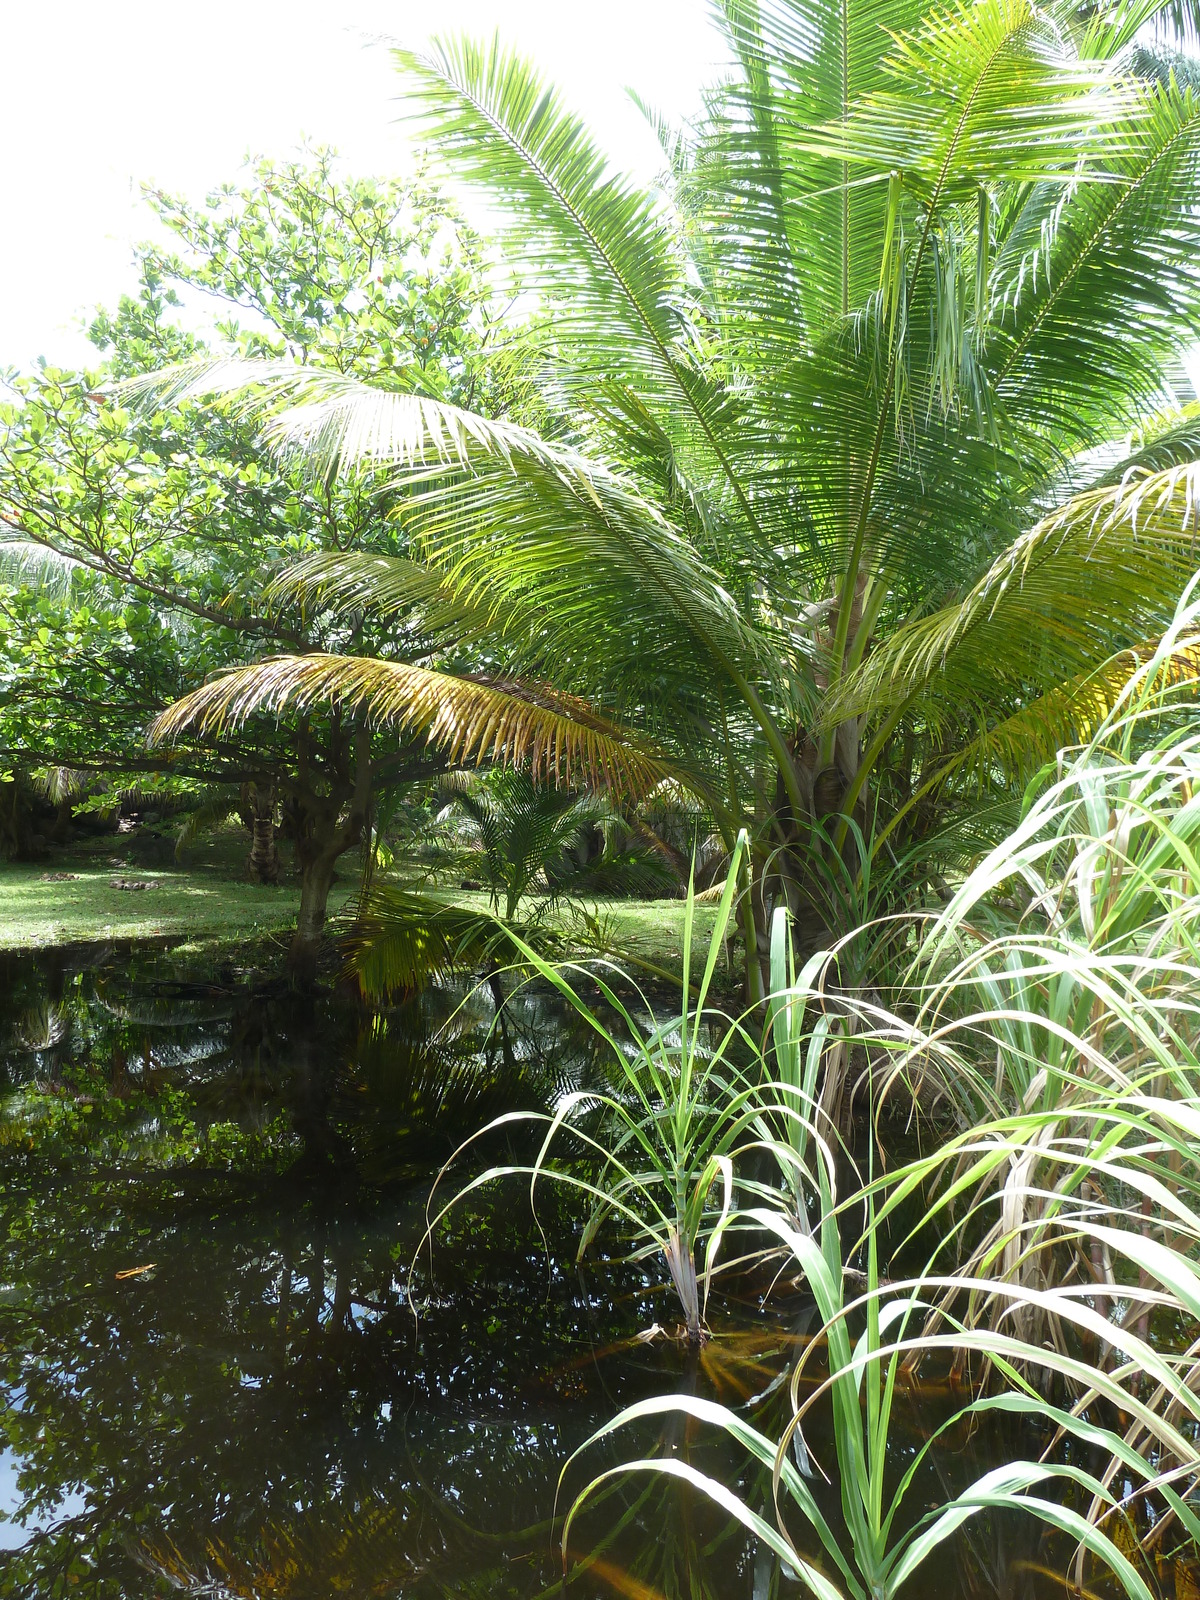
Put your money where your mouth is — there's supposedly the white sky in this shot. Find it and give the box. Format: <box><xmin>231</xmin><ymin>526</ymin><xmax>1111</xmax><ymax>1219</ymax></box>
<box><xmin>1</xmin><ymin>1</ymin><xmax>722</xmax><ymax>370</ymax></box>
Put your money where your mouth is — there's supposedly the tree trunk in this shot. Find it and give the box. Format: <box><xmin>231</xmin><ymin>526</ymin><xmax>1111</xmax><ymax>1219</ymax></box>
<box><xmin>290</xmin><ymin>848</ymin><xmax>340</xmax><ymax>981</ymax></box>
<box><xmin>286</xmin><ymin>726</ymin><xmax>372</xmax><ymax>982</ymax></box>
<box><xmin>0</xmin><ymin>778</ymin><xmax>37</xmax><ymax>860</ymax></box>
<box><xmin>243</xmin><ymin>780</ymin><xmax>279</xmax><ymax>885</ymax></box>
<box><xmin>50</xmin><ymin>797</ymin><xmax>73</xmax><ymax>844</ymax></box>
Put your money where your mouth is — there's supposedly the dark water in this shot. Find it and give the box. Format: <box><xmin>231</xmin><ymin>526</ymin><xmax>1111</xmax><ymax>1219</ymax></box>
<box><xmin>0</xmin><ymin>944</ymin><xmax>1087</xmax><ymax>1599</ymax></box>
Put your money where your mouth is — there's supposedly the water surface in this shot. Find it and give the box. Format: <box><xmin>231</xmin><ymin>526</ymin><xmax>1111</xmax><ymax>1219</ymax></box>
<box><xmin>0</xmin><ymin>944</ymin><xmax>1093</xmax><ymax>1598</ymax></box>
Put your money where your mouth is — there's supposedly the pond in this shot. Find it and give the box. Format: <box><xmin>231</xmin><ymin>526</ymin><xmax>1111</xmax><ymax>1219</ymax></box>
<box><xmin>0</xmin><ymin>943</ymin><xmax>1092</xmax><ymax>1598</ymax></box>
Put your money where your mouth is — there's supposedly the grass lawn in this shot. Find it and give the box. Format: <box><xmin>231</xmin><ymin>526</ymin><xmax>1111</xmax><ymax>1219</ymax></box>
<box><xmin>582</xmin><ymin>898</ymin><xmax>729</xmax><ymax>981</ymax></box>
<box><xmin>0</xmin><ymin>834</ymin><xmax>358</xmax><ymax>950</ymax></box>
<box><xmin>397</xmin><ymin>879</ymin><xmax>732</xmax><ymax>988</ymax></box>
<box><xmin>0</xmin><ymin>832</ymin><xmax>734</xmax><ymax>986</ymax></box>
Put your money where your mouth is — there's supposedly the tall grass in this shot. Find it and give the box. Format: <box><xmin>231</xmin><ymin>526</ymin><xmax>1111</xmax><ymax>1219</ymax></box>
<box><xmin>420</xmin><ymin>597</ymin><xmax>1200</xmax><ymax>1593</ymax></box>
<box><xmin>416</xmin><ymin>836</ymin><xmax>796</xmax><ymax>1345</ymax></box>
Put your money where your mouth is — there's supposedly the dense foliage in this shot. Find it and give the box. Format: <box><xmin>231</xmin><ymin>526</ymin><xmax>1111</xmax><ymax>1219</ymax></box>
<box><xmin>137</xmin><ymin>0</ymin><xmax>1200</xmax><ymax>1000</ymax></box>
<box><xmin>4</xmin><ymin>6</ymin><xmax>1200</xmax><ymax>1595</ymax></box>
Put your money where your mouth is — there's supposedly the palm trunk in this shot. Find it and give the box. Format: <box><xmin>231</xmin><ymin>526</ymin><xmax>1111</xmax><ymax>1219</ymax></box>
<box><xmin>244</xmin><ymin>781</ymin><xmax>279</xmax><ymax>885</ymax></box>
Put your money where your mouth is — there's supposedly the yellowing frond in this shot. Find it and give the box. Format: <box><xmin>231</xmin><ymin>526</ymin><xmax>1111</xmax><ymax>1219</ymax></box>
<box><xmin>149</xmin><ymin>654</ymin><xmax>671</xmax><ymax>798</ymax></box>
<box><xmin>926</xmin><ymin>628</ymin><xmax>1200</xmax><ymax>795</ymax></box>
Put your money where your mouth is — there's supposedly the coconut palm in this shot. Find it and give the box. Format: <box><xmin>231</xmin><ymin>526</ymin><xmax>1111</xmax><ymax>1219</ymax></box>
<box><xmin>437</xmin><ymin>768</ymin><xmax>608</xmax><ymax>920</ymax></box>
<box><xmin>141</xmin><ymin>0</ymin><xmax>1200</xmax><ymax>993</ymax></box>
<box><xmin>438</xmin><ymin>767</ymin><xmax>674</xmax><ymax>919</ymax></box>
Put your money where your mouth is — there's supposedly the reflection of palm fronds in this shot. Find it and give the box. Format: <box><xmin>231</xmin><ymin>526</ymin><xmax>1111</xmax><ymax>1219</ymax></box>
<box><xmin>16</xmin><ymin>1003</ymin><xmax>69</xmax><ymax>1052</ymax></box>
<box><xmin>354</xmin><ymin>1019</ymin><xmax>559</xmax><ymax>1148</ymax></box>
<box><xmin>420</xmin><ymin>843</ymin><xmax>767</xmax><ymax>1346</ymax></box>
<box><xmin>137</xmin><ymin>1494</ymin><xmax>420</xmax><ymax>1599</ymax></box>
<box><xmin>136</xmin><ymin>1476</ymin><xmax>557</xmax><ymax>1600</ymax></box>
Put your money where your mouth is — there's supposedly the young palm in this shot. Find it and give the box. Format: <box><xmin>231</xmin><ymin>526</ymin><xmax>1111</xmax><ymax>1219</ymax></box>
<box><xmin>438</xmin><ymin>767</ymin><xmax>611</xmax><ymax>921</ymax></box>
<box><xmin>142</xmin><ymin>0</ymin><xmax>1200</xmax><ymax>990</ymax></box>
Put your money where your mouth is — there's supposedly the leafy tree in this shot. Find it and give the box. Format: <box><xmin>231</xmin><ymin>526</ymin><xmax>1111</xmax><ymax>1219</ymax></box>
<box><xmin>0</xmin><ymin>151</ymin><xmax>519</xmax><ymax>970</ymax></box>
<box><xmin>143</xmin><ymin>8</ymin><xmax>1200</xmax><ymax>996</ymax></box>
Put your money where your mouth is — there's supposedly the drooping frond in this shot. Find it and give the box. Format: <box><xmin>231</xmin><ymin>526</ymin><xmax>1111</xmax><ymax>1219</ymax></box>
<box><xmin>266</xmin><ymin>496</ymin><xmax>761</xmax><ymax>728</ymax></box>
<box><xmin>119</xmin><ymin>362</ymin><xmax>770</xmax><ymax>721</ymax></box>
<box><xmin>828</xmin><ymin>460</ymin><xmax>1200</xmax><ymax>730</ymax></box>
<box><xmin>31</xmin><ymin>766</ymin><xmax>90</xmax><ymax>805</ymax></box>
<box><xmin>393</xmin><ymin>455</ymin><xmax>768</xmax><ymax>703</ymax></box>
<box><xmin>921</xmin><ymin>627</ymin><xmax>1200</xmax><ymax>795</ymax></box>
<box><xmin>174</xmin><ymin>786</ymin><xmax>242</xmax><ymax>858</ymax></box>
<box><xmin>1087</xmin><ymin>403</ymin><xmax>1200</xmax><ymax>485</ymax></box>
<box><xmin>149</xmin><ymin>654</ymin><xmax>673</xmax><ymax>797</ymax></box>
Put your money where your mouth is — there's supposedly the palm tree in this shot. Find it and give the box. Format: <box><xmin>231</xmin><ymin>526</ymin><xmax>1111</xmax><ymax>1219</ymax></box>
<box><xmin>439</xmin><ymin>767</ymin><xmax>608</xmax><ymax>920</ymax></box>
<box><xmin>143</xmin><ymin>0</ymin><xmax>1200</xmax><ymax>995</ymax></box>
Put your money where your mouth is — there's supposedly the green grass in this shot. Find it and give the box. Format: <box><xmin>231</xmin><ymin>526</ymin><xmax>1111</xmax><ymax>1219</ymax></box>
<box><xmin>0</xmin><ymin>834</ymin><xmax>731</xmax><ymax>986</ymax></box>
<box><xmin>0</xmin><ymin>838</ymin><xmax>357</xmax><ymax>950</ymax></box>
<box><xmin>583</xmin><ymin>898</ymin><xmax>728</xmax><ymax>980</ymax></box>
<box><xmin>387</xmin><ymin>866</ymin><xmax>730</xmax><ymax>987</ymax></box>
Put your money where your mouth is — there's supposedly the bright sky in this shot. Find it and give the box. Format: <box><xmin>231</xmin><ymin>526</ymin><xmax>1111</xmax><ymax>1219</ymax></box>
<box><xmin>2</xmin><ymin>1</ymin><xmax>722</xmax><ymax>371</ymax></box>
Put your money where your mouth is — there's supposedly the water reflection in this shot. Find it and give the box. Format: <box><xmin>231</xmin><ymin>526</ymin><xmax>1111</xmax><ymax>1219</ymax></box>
<box><xmin>0</xmin><ymin>945</ymin><xmax>1070</xmax><ymax>1599</ymax></box>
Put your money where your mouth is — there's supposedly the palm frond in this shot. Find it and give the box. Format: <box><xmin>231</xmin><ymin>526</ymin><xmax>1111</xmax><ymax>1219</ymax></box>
<box><xmin>439</xmin><ymin>767</ymin><xmax>615</xmax><ymax>917</ymax></box>
<box><xmin>119</xmin><ymin>360</ymin><xmax>766</xmax><ymax>707</ymax></box>
<box><xmin>1088</xmin><ymin>403</ymin><xmax>1200</xmax><ymax>485</ymax></box>
<box><xmin>149</xmin><ymin>654</ymin><xmax>672</xmax><ymax>797</ymax></box>
<box><xmin>828</xmin><ymin>460</ymin><xmax>1200</xmax><ymax>730</ymax></box>
<box><xmin>340</xmin><ymin>885</ymin><xmax>532</xmax><ymax>998</ymax></box>
<box><xmin>114</xmin><ymin>356</ymin><xmax>585</xmax><ymax>481</ymax></box>
<box><xmin>920</xmin><ymin>626</ymin><xmax>1200</xmax><ymax>796</ymax></box>
<box><xmin>263</xmin><ymin>548</ymin><xmax>497</xmax><ymax>640</ymax></box>
<box><xmin>30</xmin><ymin>766</ymin><xmax>91</xmax><ymax>805</ymax></box>
<box><xmin>991</xmin><ymin>72</ymin><xmax>1200</xmax><ymax>442</ymax></box>
<box><xmin>395</xmin><ymin>457</ymin><xmax>766</xmax><ymax>703</ymax></box>
<box><xmin>392</xmin><ymin>35</ymin><xmax>759</xmax><ymax>525</ymax></box>
<box><xmin>174</xmin><ymin>787</ymin><xmax>242</xmax><ymax>858</ymax></box>
<box><xmin>0</xmin><ymin>536</ymin><xmax>86</xmax><ymax>598</ymax></box>
<box><xmin>264</xmin><ymin>465</ymin><xmax>768</xmax><ymax>719</ymax></box>
<box><xmin>811</xmin><ymin>0</ymin><xmax>1125</xmax><ymax>195</ymax></box>
<box><xmin>707</xmin><ymin>0</ymin><xmax>922</xmax><ymax>339</ymax></box>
